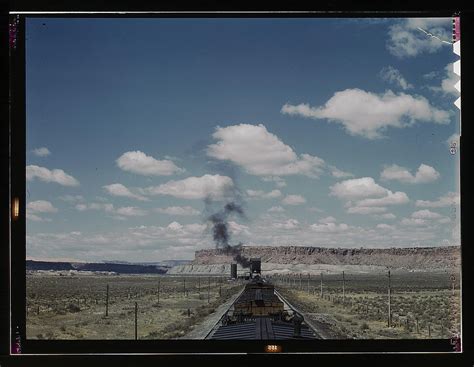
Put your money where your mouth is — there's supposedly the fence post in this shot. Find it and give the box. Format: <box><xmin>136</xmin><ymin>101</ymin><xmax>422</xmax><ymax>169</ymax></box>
<box><xmin>307</xmin><ymin>273</ymin><xmax>310</xmax><ymax>293</ymax></box>
<box><xmin>416</xmin><ymin>318</ymin><xmax>419</xmax><ymax>333</ymax></box>
<box><xmin>106</xmin><ymin>284</ymin><xmax>109</xmax><ymax>317</ymax></box>
<box><xmin>134</xmin><ymin>302</ymin><xmax>138</xmax><ymax>340</ymax></box>
<box><xmin>183</xmin><ymin>278</ymin><xmax>186</xmax><ymax>297</ymax></box>
<box><xmin>198</xmin><ymin>277</ymin><xmax>201</xmax><ymax>294</ymax></box>
<box><xmin>428</xmin><ymin>323</ymin><xmax>431</xmax><ymax>337</ymax></box>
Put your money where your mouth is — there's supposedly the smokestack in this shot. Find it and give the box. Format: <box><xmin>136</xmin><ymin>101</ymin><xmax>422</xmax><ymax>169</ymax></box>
<box><xmin>231</xmin><ymin>263</ymin><xmax>237</xmax><ymax>279</ymax></box>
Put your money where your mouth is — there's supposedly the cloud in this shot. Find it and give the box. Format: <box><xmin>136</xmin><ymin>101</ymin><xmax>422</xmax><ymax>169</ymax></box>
<box><xmin>75</xmin><ymin>202</ymin><xmax>146</xmax><ymax>217</ymax></box>
<box><xmin>155</xmin><ymin>206</ymin><xmax>200</xmax><ymax>216</ymax></box>
<box><xmin>26</xmin><ymin>200</ymin><xmax>58</xmax><ymax>222</ymax></box>
<box><xmin>27</xmin><ymin>222</ymin><xmax>211</xmax><ymax>262</ymax></box>
<box><xmin>268</xmin><ymin>206</ymin><xmax>285</xmax><ymax>213</ymax></box>
<box><xmin>380</xmin><ymin>164</ymin><xmax>440</xmax><ymax>184</ymax></box>
<box><xmin>379</xmin><ymin>213</ymin><xmax>396</xmax><ymax>219</ymax></box>
<box><xmin>329</xmin><ymin>177</ymin><xmax>388</xmax><ymax>200</ymax></box>
<box><xmin>272</xmin><ymin>219</ymin><xmax>300</xmax><ymax>229</ymax></box>
<box><xmin>59</xmin><ymin>195</ymin><xmax>84</xmax><ymax>202</ymax></box>
<box><xmin>411</xmin><ymin>209</ymin><xmax>443</xmax><ymax>219</ymax></box>
<box><xmin>75</xmin><ymin>203</ymin><xmax>114</xmax><ymax>212</ymax></box>
<box><xmin>387</xmin><ymin>18</ymin><xmax>451</xmax><ymax>58</ymax></box>
<box><xmin>281</xmin><ymin>89</ymin><xmax>450</xmax><ymax>139</ymax></box>
<box><xmin>282</xmin><ymin>194</ymin><xmax>306</xmax><ymax>205</ymax></box>
<box><xmin>26</xmin><ymin>165</ymin><xmax>79</xmax><ymax>186</ymax></box>
<box><xmin>246</xmin><ymin>189</ymin><xmax>282</xmax><ymax>199</ymax></box>
<box><xmin>379</xmin><ymin>66</ymin><xmax>413</xmax><ymax>90</ymax></box>
<box><xmin>400</xmin><ymin>218</ymin><xmax>427</xmax><ymax>226</ymax></box>
<box><xmin>103</xmin><ymin>183</ymin><xmax>148</xmax><ymax>201</ymax></box>
<box><xmin>228</xmin><ymin>221</ymin><xmax>251</xmax><ymax>236</ymax></box>
<box><xmin>356</xmin><ymin>191</ymin><xmax>409</xmax><ymax>207</ymax></box>
<box><xmin>347</xmin><ymin>206</ymin><xmax>387</xmax><ymax>214</ymax></box>
<box><xmin>32</xmin><ymin>147</ymin><xmax>51</xmax><ymax>157</ymax></box>
<box><xmin>27</xmin><ymin>200</ymin><xmax>58</xmax><ymax>213</ymax></box>
<box><xmin>415</xmin><ymin>192</ymin><xmax>460</xmax><ymax>208</ymax></box>
<box><xmin>141</xmin><ymin>174</ymin><xmax>234</xmax><ymax>200</ymax></box>
<box><xmin>207</xmin><ymin>124</ymin><xmax>326</xmax><ymax>178</ymax></box>
<box><xmin>116</xmin><ymin>151</ymin><xmax>184</xmax><ymax>176</ymax></box>
<box><xmin>114</xmin><ymin>207</ymin><xmax>147</xmax><ymax>216</ymax></box>
<box><xmin>331</xmin><ymin>177</ymin><xmax>409</xmax><ymax>215</ymax></box>
<box><xmin>310</xmin><ymin>222</ymin><xmax>350</xmax><ymax>233</ymax></box>
<box><xmin>318</xmin><ymin>216</ymin><xmax>336</xmax><ymax>224</ymax></box>
<box><xmin>328</xmin><ymin>165</ymin><xmax>354</xmax><ymax>178</ymax></box>
<box><xmin>429</xmin><ymin>63</ymin><xmax>460</xmax><ymax>96</ymax></box>
<box><xmin>262</xmin><ymin>176</ymin><xmax>287</xmax><ymax>188</ymax></box>
<box><xmin>376</xmin><ymin>223</ymin><xmax>395</xmax><ymax>230</ymax></box>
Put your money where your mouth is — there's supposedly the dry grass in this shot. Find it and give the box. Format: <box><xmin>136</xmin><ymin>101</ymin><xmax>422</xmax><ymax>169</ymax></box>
<box><xmin>26</xmin><ymin>273</ymin><xmax>243</xmax><ymax>340</ymax></box>
<box><xmin>273</xmin><ymin>272</ymin><xmax>460</xmax><ymax>339</ymax></box>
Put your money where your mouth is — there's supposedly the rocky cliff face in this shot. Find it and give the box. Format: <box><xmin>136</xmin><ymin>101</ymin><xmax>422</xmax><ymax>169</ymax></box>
<box><xmin>191</xmin><ymin>246</ymin><xmax>460</xmax><ymax>271</ymax></box>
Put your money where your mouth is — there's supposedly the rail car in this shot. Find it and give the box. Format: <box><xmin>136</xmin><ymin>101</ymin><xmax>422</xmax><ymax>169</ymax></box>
<box><xmin>208</xmin><ymin>275</ymin><xmax>318</xmax><ymax>340</ymax></box>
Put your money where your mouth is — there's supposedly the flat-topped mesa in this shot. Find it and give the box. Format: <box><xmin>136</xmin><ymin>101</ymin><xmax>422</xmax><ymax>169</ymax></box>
<box><xmin>192</xmin><ymin>245</ymin><xmax>461</xmax><ymax>270</ymax></box>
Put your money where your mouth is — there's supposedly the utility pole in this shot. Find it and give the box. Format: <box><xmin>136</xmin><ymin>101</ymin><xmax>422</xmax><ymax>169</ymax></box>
<box><xmin>320</xmin><ymin>272</ymin><xmax>323</xmax><ymax>297</ymax></box>
<box><xmin>342</xmin><ymin>271</ymin><xmax>345</xmax><ymax>304</ymax></box>
<box><xmin>134</xmin><ymin>302</ymin><xmax>138</xmax><ymax>340</ymax></box>
<box><xmin>157</xmin><ymin>280</ymin><xmax>160</xmax><ymax>306</ymax></box>
<box><xmin>208</xmin><ymin>276</ymin><xmax>210</xmax><ymax>303</ymax></box>
<box><xmin>105</xmin><ymin>284</ymin><xmax>109</xmax><ymax>317</ymax></box>
<box><xmin>387</xmin><ymin>270</ymin><xmax>392</xmax><ymax>327</ymax></box>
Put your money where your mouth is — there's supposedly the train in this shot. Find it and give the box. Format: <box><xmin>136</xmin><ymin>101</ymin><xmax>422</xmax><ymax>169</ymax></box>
<box><xmin>208</xmin><ymin>259</ymin><xmax>318</xmax><ymax>340</ymax></box>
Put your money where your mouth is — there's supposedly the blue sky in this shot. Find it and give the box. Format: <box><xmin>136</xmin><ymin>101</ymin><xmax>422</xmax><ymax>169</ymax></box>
<box><xmin>25</xmin><ymin>17</ymin><xmax>461</xmax><ymax>262</ymax></box>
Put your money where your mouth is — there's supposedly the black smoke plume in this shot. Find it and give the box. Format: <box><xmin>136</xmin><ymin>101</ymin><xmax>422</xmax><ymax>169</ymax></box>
<box><xmin>206</xmin><ymin>201</ymin><xmax>251</xmax><ymax>268</ymax></box>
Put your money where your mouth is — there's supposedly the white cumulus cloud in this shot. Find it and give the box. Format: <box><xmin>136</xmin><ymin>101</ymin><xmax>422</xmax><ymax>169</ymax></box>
<box><xmin>331</xmin><ymin>177</ymin><xmax>409</xmax><ymax>215</ymax></box>
<box><xmin>268</xmin><ymin>206</ymin><xmax>285</xmax><ymax>213</ymax></box>
<box><xmin>103</xmin><ymin>183</ymin><xmax>148</xmax><ymax>201</ymax></box>
<box><xmin>207</xmin><ymin>124</ymin><xmax>326</xmax><ymax>178</ymax></box>
<box><xmin>27</xmin><ymin>165</ymin><xmax>79</xmax><ymax>186</ymax></box>
<box><xmin>411</xmin><ymin>209</ymin><xmax>443</xmax><ymax>219</ymax></box>
<box><xmin>387</xmin><ymin>18</ymin><xmax>451</xmax><ymax>58</ymax></box>
<box><xmin>281</xmin><ymin>89</ymin><xmax>449</xmax><ymax>139</ymax></box>
<box><xmin>347</xmin><ymin>206</ymin><xmax>387</xmax><ymax>214</ymax></box>
<box><xmin>379</xmin><ymin>66</ymin><xmax>413</xmax><ymax>90</ymax></box>
<box><xmin>26</xmin><ymin>200</ymin><xmax>58</xmax><ymax>222</ymax></box>
<box><xmin>329</xmin><ymin>177</ymin><xmax>388</xmax><ymax>200</ymax></box>
<box><xmin>141</xmin><ymin>174</ymin><xmax>234</xmax><ymax>200</ymax></box>
<box><xmin>381</xmin><ymin>164</ymin><xmax>440</xmax><ymax>184</ymax></box>
<box><xmin>318</xmin><ymin>216</ymin><xmax>336</xmax><ymax>224</ymax></box>
<box><xmin>282</xmin><ymin>194</ymin><xmax>306</xmax><ymax>205</ymax></box>
<box><xmin>272</xmin><ymin>219</ymin><xmax>300</xmax><ymax>229</ymax></box>
<box><xmin>310</xmin><ymin>222</ymin><xmax>350</xmax><ymax>233</ymax></box>
<box><xmin>415</xmin><ymin>192</ymin><xmax>460</xmax><ymax>208</ymax></box>
<box><xmin>32</xmin><ymin>147</ymin><xmax>51</xmax><ymax>157</ymax></box>
<box><xmin>27</xmin><ymin>200</ymin><xmax>58</xmax><ymax>213</ymax></box>
<box><xmin>116</xmin><ymin>151</ymin><xmax>184</xmax><ymax>176</ymax></box>
<box><xmin>246</xmin><ymin>189</ymin><xmax>282</xmax><ymax>199</ymax></box>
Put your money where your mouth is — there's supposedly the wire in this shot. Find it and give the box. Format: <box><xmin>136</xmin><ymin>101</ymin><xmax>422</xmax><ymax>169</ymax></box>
<box><xmin>417</xmin><ymin>27</ymin><xmax>452</xmax><ymax>45</ymax></box>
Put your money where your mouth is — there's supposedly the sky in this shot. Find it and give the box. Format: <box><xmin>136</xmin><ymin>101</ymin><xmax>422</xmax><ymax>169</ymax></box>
<box><xmin>25</xmin><ymin>17</ymin><xmax>461</xmax><ymax>262</ymax></box>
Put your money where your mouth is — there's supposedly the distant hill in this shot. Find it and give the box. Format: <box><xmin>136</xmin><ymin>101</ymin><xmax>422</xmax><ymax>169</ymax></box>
<box><xmin>26</xmin><ymin>260</ymin><xmax>169</xmax><ymax>274</ymax></box>
<box><xmin>191</xmin><ymin>245</ymin><xmax>461</xmax><ymax>271</ymax></box>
